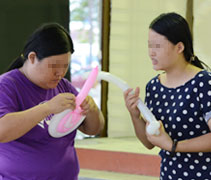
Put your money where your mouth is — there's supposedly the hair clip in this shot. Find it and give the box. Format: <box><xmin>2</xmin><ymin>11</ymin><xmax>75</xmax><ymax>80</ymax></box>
<box><xmin>190</xmin><ymin>55</ymin><xmax>195</xmax><ymax>62</ymax></box>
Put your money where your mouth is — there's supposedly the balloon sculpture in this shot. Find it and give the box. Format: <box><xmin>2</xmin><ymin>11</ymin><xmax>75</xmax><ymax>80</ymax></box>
<box><xmin>48</xmin><ymin>66</ymin><xmax>99</xmax><ymax>138</ymax></box>
<box><xmin>48</xmin><ymin>67</ymin><xmax>160</xmax><ymax>138</ymax></box>
<box><xmin>96</xmin><ymin>71</ymin><xmax>160</xmax><ymax>135</ymax></box>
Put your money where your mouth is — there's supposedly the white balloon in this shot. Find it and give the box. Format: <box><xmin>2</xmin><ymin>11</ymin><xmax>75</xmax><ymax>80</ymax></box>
<box><xmin>97</xmin><ymin>71</ymin><xmax>160</xmax><ymax>135</ymax></box>
<box><xmin>48</xmin><ymin>109</ymin><xmax>85</xmax><ymax>138</ymax></box>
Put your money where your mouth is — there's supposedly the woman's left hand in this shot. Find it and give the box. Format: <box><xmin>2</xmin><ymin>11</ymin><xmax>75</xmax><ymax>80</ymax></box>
<box><xmin>80</xmin><ymin>96</ymin><xmax>97</xmax><ymax>116</ymax></box>
<box><xmin>78</xmin><ymin>96</ymin><xmax>104</xmax><ymax>135</ymax></box>
<box><xmin>146</xmin><ymin>121</ymin><xmax>173</xmax><ymax>151</ymax></box>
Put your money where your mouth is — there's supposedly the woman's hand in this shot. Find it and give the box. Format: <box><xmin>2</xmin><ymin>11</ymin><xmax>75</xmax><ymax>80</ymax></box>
<box><xmin>146</xmin><ymin>121</ymin><xmax>173</xmax><ymax>151</ymax></box>
<box><xmin>78</xmin><ymin>96</ymin><xmax>104</xmax><ymax>135</ymax></box>
<box><xmin>80</xmin><ymin>96</ymin><xmax>97</xmax><ymax>115</ymax></box>
<box><xmin>124</xmin><ymin>87</ymin><xmax>140</xmax><ymax>118</ymax></box>
<box><xmin>45</xmin><ymin>93</ymin><xmax>76</xmax><ymax>114</ymax></box>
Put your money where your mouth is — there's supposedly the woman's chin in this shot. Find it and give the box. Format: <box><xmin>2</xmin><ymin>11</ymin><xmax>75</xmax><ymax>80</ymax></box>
<box><xmin>45</xmin><ymin>82</ymin><xmax>59</xmax><ymax>89</ymax></box>
<box><xmin>152</xmin><ymin>65</ymin><xmax>161</xmax><ymax>71</ymax></box>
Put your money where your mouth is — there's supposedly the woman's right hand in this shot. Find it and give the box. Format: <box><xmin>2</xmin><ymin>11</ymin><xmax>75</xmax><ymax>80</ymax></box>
<box><xmin>123</xmin><ymin>87</ymin><xmax>140</xmax><ymax>118</ymax></box>
<box><xmin>45</xmin><ymin>93</ymin><xmax>76</xmax><ymax>114</ymax></box>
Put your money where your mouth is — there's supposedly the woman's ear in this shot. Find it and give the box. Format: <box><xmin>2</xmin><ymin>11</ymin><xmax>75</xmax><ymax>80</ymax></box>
<box><xmin>176</xmin><ymin>42</ymin><xmax>185</xmax><ymax>54</ymax></box>
<box><xmin>27</xmin><ymin>52</ymin><xmax>37</xmax><ymax>64</ymax></box>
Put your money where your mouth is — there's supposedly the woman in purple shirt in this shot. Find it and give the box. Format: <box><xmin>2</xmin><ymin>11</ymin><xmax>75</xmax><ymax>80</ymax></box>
<box><xmin>0</xmin><ymin>23</ymin><xmax>104</xmax><ymax>180</ymax></box>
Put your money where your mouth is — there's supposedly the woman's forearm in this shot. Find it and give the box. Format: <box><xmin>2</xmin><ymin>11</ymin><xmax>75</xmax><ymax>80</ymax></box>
<box><xmin>176</xmin><ymin>133</ymin><xmax>211</xmax><ymax>153</ymax></box>
<box><xmin>131</xmin><ymin>114</ymin><xmax>154</xmax><ymax>149</ymax></box>
<box><xmin>0</xmin><ymin>103</ymin><xmax>51</xmax><ymax>143</ymax></box>
<box><xmin>79</xmin><ymin>108</ymin><xmax>104</xmax><ymax>135</ymax></box>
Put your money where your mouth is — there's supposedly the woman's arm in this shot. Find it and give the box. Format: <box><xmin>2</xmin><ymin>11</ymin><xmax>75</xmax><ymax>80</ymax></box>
<box><xmin>0</xmin><ymin>104</ymin><xmax>51</xmax><ymax>143</ymax></box>
<box><xmin>124</xmin><ymin>87</ymin><xmax>154</xmax><ymax>149</ymax></box>
<box><xmin>78</xmin><ymin>96</ymin><xmax>104</xmax><ymax>135</ymax></box>
<box><xmin>0</xmin><ymin>93</ymin><xmax>76</xmax><ymax>143</ymax></box>
<box><xmin>176</xmin><ymin>133</ymin><xmax>211</xmax><ymax>152</ymax></box>
<box><xmin>176</xmin><ymin>119</ymin><xmax>211</xmax><ymax>152</ymax></box>
<box><xmin>147</xmin><ymin>119</ymin><xmax>211</xmax><ymax>152</ymax></box>
<box><xmin>131</xmin><ymin>114</ymin><xmax>154</xmax><ymax>149</ymax></box>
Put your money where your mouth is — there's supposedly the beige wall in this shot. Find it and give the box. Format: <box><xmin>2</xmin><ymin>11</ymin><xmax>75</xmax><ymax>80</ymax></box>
<box><xmin>108</xmin><ymin>0</ymin><xmax>187</xmax><ymax>137</ymax></box>
<box><xmin>194</xmin><ymin>0</ymin><xmax>211</xmax><ymax>67</ymax></box>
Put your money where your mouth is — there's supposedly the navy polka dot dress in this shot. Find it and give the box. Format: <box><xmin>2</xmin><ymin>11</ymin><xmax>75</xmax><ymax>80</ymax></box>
<box><xmin>145</xmin><ymin>70</ymin><xmax>211</xmax><ymax>180</ymax></box>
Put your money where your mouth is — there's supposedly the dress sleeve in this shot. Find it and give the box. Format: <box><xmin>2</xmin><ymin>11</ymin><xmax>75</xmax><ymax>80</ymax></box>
<box><xmin>198</xmin><ymin>72</ymin><xmax>211</xmax><ymax>123</ymax></box>
<box><xmin>0</xmin><ymin>84</ymin><xmax>19</xmax><ymax>118</ymax></box>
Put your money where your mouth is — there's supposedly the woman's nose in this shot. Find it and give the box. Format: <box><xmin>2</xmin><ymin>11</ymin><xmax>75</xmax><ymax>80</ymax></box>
<box><xmin>55</xmin><ymin>68</ymin><xmax>65</xmax><ymax>77</ymax></box>
<box><xmin>149</xmin><ymin>48</ymin><xmax>156</xmax><ymax>57</ymax></box>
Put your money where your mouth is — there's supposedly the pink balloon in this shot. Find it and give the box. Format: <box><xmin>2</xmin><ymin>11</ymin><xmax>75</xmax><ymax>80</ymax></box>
<box><xmin>56</xmin><ymin>66</ymin><xmax>99</xmax><ymax>133</ymax></box>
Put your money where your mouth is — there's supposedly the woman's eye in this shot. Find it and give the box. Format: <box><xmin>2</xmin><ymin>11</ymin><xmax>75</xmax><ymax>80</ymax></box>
<box><xmin>48</xmin><ymin>64</ymin><xmax>68</xmax><ymax>68</ymax></box>
<box><xmin>156</xmin><ymin>44</ymin><xmax>161</xmax><ymax>48</ymax></box>
<box><xmin>63</xmin><ymin>64</ymin><xmax>69</xmax><ymax>68</ymax></box>
<box><xmin>51</xmin><ymin>64</ymin><xmax>58</xmax><ymax>68</ymax></box>
<box><xmin>148</xmin><ymin>44</ymin><xmax>161</xmax><ymax>48</ymax></box>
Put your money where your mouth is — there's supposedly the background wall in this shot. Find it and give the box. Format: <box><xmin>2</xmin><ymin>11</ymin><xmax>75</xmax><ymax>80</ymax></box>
<box><xmin>194</xmin><ymin>0</ymin><xmax>211</xmax><ymax>67</ymax></box>
<box><xmin>108</xmin><ymin>0</ymin><xmax>191</xmax><ymax>137</ymax></box>
<box><xmin>0</xmin><ymin>0</ymin><xmax>69</xmax><ymax>75</ymax></box>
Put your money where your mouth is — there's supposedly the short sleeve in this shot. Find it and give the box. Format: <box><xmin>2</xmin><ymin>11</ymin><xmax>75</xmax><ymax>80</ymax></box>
<box><xmin>198</xmin><ymin>71</ymin><xmax>211</xmax><ymax>122</ymax></box>
<box><xmin>0</xmin><ymin>84</ymin><xmax>20</xmax><ymax>118</ymax></box>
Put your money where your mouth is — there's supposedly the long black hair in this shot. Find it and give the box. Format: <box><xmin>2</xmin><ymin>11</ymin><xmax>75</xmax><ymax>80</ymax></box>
<box><xmin>149</xmin><ymin>12</ymin><xmax>210</xmax><ymax>70</ymax></box>
<box><xmin>7</xmin><ymin>23</ymin><xmax>74</xmax><ymax>72</ymax></box>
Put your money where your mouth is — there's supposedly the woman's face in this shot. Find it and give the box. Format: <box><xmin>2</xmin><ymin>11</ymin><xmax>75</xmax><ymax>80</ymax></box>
<box><xmin>148</xmin><ymin>29</ymin><xmax>179</xmax><ymax>71</ymax></box>
<box><xmin>30</xmin><ymin>52</ymin><xmax>71</xmax><ymax>89</ymax></box>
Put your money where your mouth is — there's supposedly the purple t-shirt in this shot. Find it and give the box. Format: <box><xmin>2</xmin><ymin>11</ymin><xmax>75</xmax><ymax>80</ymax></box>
<box><xmin>0</xmin><ymin>69</ymin><xmax>79</xmax><ymax>180</ymax></box>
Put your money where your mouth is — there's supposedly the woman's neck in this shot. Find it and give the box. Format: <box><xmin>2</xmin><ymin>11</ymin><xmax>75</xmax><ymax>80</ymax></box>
<box><xmin>19</xmin><ymin>64</ymin><xmax>34</xmax><ymax>83</ymax></box>
<box><xmin>160</xmin><ymin>62</ymin><xmax>202</xmax><ymax>88</ymax></box>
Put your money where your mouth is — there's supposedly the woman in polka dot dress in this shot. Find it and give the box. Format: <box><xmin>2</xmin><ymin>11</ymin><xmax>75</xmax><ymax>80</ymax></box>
<box><xmin>124</xmin><ymin>12</ymin><xmax>211</xmax><ymax>180</ymax></box>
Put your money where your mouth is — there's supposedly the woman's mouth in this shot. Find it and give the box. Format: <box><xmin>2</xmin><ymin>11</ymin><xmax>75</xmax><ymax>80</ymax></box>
<box><xmin>52</xmin><ymin>79</ymin><xmax>60</xmax><ymax>83</ymax></box>
<box><xmin>152</xmin><ymin>59</ymin><xmax>158</xmax><ymax>65</ymax></box>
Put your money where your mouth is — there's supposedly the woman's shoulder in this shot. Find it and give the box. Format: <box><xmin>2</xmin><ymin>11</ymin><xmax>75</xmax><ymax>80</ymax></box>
<box><xmin>0</xmin><ymin>69</ymin><xmax>20</xmax><ymax>86</ymax></box>
<box><xmin>198</xmin><ymin>70</ymin><xmax>211</xmax><ymax>78</ymax></box>
<box><xmin>186</xmin><ymin>70</ymin><xmax>211</xmax><ymax>97</ymax></box>
<box><xmin>0</xmin><ymin>70</ymin><xmax>22</xmax><ymax>99</ymax></box>
<box><xmin>194</xmin><ymin>70</ymin><xmax>211</xmax><ymax>85</ymax></box>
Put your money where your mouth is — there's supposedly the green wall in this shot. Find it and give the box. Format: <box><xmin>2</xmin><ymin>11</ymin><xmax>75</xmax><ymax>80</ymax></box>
<box><xmin>0</xmin><ymin>0</ymin><xmax>70</xmax><ymax>77</ymax></box>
